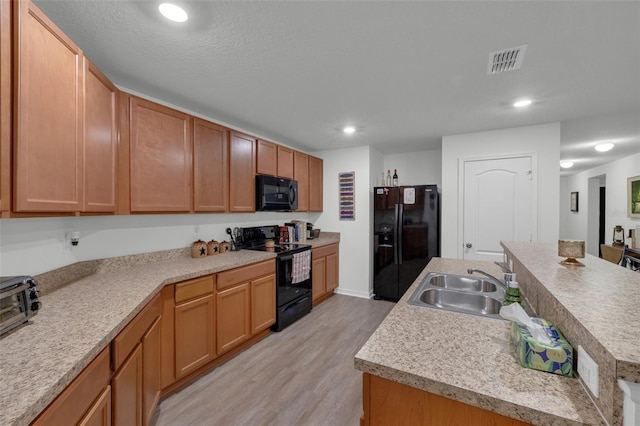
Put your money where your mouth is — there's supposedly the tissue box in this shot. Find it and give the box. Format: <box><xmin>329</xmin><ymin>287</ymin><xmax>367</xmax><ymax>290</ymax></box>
<box><xmin>510</xmin><ymin>318</ymin><xmax>574</xmax><ymax>377</ymax></box>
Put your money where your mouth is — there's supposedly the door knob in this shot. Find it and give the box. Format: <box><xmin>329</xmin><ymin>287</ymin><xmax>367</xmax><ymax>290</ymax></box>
<box><xmin>465</xmin><ymin>243</ymin><xmax>472</xmax><ymax>248</ymax></box>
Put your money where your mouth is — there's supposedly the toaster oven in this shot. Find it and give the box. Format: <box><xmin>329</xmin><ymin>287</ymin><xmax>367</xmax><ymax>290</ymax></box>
<box><xmin>0</xmin><ymin>276</ymin><xmax>41</xmax><ymax>336</ymax></box>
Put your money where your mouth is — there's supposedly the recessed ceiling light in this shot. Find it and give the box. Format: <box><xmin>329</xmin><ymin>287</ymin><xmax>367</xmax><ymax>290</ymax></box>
<box><xmin>343</xmin><ymin>126</ymin><xmax>356</xmax><ymax>135</ymax></box>
<box><xmin>560</xmin><ymin>161</ymin><xmax>574</xmax><ymax>169</ymax></box>
<box><xmin>594</xmin><ymin>143</ymin><xmax>614</xmax><ymax>152</ymax></box>
<box><xmin>513</xmin><ymin>99</ymin><xmax>532</xmax><ymax>108</ymax></box>
<box><xmin>159</xmin><ymin>3</ymin><xmax>188</xmax><ymax>22</ymax></box>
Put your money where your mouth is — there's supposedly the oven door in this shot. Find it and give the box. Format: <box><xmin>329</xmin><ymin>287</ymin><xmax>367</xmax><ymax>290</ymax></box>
<box><xmin>276</xmin><ymin>250</ymin><xmax>312</xmax><ymax>306</ymax></box>
<box><xmin>0</xmin><ymin>283</ymin><xmax>31</xmax><ymax>335</ymax></box>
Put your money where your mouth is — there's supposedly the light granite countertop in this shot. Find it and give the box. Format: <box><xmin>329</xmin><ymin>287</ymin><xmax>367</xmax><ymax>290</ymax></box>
<box><xmin>502</xmin><ymin>241</ymin><xmax>640</xmax><ymax>425</ymax></box>
<box><xmin>0</xmin><ymin>233</ymin><xmax>340</xmax><ymax>426</ymax></box>
<box><xmin>355</xmin><ymin>257</ymin><xmax>605</xmax><ymax>425</ymax></box>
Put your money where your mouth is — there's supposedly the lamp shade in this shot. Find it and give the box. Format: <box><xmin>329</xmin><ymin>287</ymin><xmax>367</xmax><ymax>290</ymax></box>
<box><xmin>558</xmin><ymin>240</ymin><xmax>585</xmax><ymax>266</ymax></box>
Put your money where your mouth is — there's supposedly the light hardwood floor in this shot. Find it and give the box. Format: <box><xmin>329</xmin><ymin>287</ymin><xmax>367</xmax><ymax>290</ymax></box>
<box><xmin>152</xmin><ymin>294</ymin><xmax>394</xmax><ymax>426</ymax></box>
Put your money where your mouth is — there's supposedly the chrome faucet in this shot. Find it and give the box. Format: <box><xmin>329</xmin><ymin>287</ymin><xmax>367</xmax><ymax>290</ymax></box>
<box><xmin>494</xmin><ymin>261</ymin><xmax>512</xmax><ymax>274</ymax></box>
<box><xmin>467</xmin><ymin>268</ymin><xmax>508</xmax><ymax>290</ymax></box>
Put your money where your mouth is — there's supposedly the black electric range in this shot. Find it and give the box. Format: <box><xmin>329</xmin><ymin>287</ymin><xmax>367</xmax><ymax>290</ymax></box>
<box><xmin>238</xmin><ymin>226</ymin><xmax>312</xmax><ymax>331</ymax></box>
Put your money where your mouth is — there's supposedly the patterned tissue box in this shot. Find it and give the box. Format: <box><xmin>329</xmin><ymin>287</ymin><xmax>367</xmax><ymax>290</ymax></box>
<box><xmin>510</xmin><ymin>318</ymin><xmax>574</xmax><ymax>377</ymax></box>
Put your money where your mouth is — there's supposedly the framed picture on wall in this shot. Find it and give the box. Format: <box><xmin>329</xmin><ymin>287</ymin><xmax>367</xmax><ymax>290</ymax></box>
<box><xmin>570</xmin><ymin>191</ymin><xmax>579</xmax><ymax>212</ymax></box>
<box><xmin>628</xmin><ymin>175</ymin><xmax>640</xmax><ymax>218</ymax></box>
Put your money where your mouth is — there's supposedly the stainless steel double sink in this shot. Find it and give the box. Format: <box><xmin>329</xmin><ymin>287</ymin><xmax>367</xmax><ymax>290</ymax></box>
<box><xmin>407</xmin><ymin>273</ymin><xmax>506</xmax><ymax>320</ymax></box>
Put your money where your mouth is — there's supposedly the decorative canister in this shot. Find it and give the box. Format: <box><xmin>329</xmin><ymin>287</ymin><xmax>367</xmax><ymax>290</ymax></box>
<box><xmin>207</xmin><ymin>240</ymin><xmax>219</xmax><ymax>255</ymax></box>
<box><xmin>191</xmin><ymin>240</ymin><xmax>208</xmax><ymax>258</ymax></box>
<box><xmin>220</xmin><ymin>241</ymin><xmax>231</xmax><ymax>253</ymax></box>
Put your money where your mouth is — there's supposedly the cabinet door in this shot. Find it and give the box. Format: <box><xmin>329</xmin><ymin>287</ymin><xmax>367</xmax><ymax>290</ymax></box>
<box><xmin>216</xmin><ymin>283</ymin><xmax>250</xmax><ymax>354</ymax></box>
<box><xmin>142</xmin><ymin>317</ymin><xmax>161</xmax><ymax>426</ymax></box>
<box><xmin>312</xmin><ymin>256</ymin><xmax>326</xmax><ymax>302</ymax></box>
<box><xmin>84</xmin><ymin>59</ymin><xmax>117</xmax><ymax>212</ymax></box>
<box><xmin>193</xmin><ymin>118</ymin><xmax>228</xmax><ymax>212</ymax></box>
<box><xmin>32</xmin><ymin>348</ymin><xmax>111</xmax><ymax>426</ymax></box>
<box><xmin>250</xmin><ymin>274</ymin><xmax>276</xmax><ymax>334</ymax></box>
<box><xmin>308</xmin><ymin>155</ymin><xmax>323</xmax><ymax>212</ymax></box>
<box><xmin>112</xmin><ymin>343</ymin><xmax>143</xmax><ymax>426</ymax></box>
<box><xmin>229</xmin><ymin>131</ymin><xmax>255</xmax><ymax>212</ymax></box>
<box><xmin>0</xmin><ymin>0</ymin><xmax>11</xmax><ymax>213</ymax></box>
<box><xmin>326</xmin><ymin>249</ymin><xmax>339</xmax><ymax>292</ymax></box>
<box><xmin>277</xmin><ymin>146</ymin><xmax>294</xmax><ymax>179</ymax></box>
<box><xmin>175</xmin><ymin>294</ymin><xmax>215</xmax><ymax>378</ymax></box>
<box><xmin>256</xmin><ymin>139</ymin><xmax>277</xmax><ymax>176</ymax></box>
<box><xmin>293</xmin><ymin>151</ymin><xmax>309</xmax><ymax>212</ymax></box>
<box><xmin>129</xmin><ymin>97</ymin><xmax>192</xmax><ymax>212</ymax></box>
<box><xmin>14</xmin><ymin>0</ymin><xmax>83</xmax><ymax>212</ymax></box>
<box><xmin>78</xmin><ymin>385</ymin><xmax>111</xmax><ymax>426</ymax></box>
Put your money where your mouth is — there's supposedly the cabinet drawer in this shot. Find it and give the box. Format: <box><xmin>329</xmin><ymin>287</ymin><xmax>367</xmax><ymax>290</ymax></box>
<box><xmin>32</xmin><ymin>347</ymin><xmax>111</xmax><ymax>426</ymax></box>
<box><xmin>313</xmin><ymin>243</ymin><xmax>338</xmax><ymax>259</ymax></box>
<box><xmin>175</xmin><ymin>275</ymin><xmax>215</xmax><ymax>304</ymax></box>
<box><xmin>217</xmin><ymin>260</ymin><xmax>275</xmax><ymax>290</ymax></box>
<box><xmin>112</xmin><ymin>292</ymin><xmax>161</xmax><ymax>370</ymax></box>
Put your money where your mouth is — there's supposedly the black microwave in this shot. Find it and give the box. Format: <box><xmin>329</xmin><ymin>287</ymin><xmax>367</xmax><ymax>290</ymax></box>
<box><xmin>256</xmin><ymin>175</ymin><xmax>298</xmax><ymax>211</ymax></box>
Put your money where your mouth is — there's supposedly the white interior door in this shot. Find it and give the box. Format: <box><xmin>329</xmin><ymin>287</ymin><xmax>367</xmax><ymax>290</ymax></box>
<box><xmin>462</xmin><ymin>156</ymin><xmax>534</xmax><ymax>261</ymax></box>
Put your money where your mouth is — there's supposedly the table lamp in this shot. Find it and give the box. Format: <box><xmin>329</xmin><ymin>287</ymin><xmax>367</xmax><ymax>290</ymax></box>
<box><xmin>558</xmin><ymin>240</ymin><xmax>585</xmax><ymax>267</ymax></box>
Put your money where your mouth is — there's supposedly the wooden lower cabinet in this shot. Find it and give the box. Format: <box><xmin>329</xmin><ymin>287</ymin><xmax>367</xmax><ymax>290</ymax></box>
<box><xmin>312</xmin><ymin>243</ymin><xmax>339</xmax><ymax>305</ymax></box>
<box><xmin>216</xmin><ymin>260</ymin><xmax>275</xmax><ymax>354</ymax></box>
<box><xmin>142</xmin><ymin>317</ymin><xmax>161</xmax><ymax>425</ymax></box>
<box><xmin>32</xmin><ymin>348</ymin><xmax>111</xmax><ymax>426</ymax></box>
<box><xmin>216</xmin><ymin>282</ymin><xmax>251</xmax><ymax>354</ymax></box>
<box><xmin>79</xmin><ymin>385</ymin><xmax>112</xmax><ymax>426</ymax></box>
<box><xmin>250</xmin><ymin>274</ymin><xmax>276</xmax><ymax>334</ymax></box>
<box><xmin>362</xmin><ymin>373</ymin><xmax>531</xmax><ymax>426</ymax></box>
<box><xmin>112</xmin><ymin>343</ymin><xmax>143</xmax><ymax>426</ymax></box>
<box><xmin>111</xmin><ymin>293</ymin><xmax>162</xmax><ymax>426</ymax></box>
<box><xmin>174</xmin><ymin>293</ymin><xmax>215</xmax><ymax>378</ymax></box>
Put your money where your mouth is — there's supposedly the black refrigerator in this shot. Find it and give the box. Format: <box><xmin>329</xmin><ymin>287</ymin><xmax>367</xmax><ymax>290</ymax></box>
<box><xmin>373</xmin><ymin>185</ymin><xmax>439</xmax><ymax>301</ymax></box>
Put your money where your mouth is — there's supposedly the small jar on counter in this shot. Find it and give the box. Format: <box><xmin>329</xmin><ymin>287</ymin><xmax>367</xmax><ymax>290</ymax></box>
<box><xmin>191</xmin><ymin>240</ymin><xmax>208</xmax><ymax>258</ymax></box>
<box><xmin>207</xmin><ymin>240</ymin><xmax>219</xmax><ymax>255</ymax></box>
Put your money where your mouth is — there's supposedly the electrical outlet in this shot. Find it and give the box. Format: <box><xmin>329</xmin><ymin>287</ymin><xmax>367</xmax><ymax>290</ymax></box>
<box><xmin>194</xmin><ymin>225</ymin><xmax>200</xmax><ymax>236</ymax></box>
<box><xmin>578</xmin><ymin>345</ymin><xmax>599</xmax><ymax>397</ymax></box>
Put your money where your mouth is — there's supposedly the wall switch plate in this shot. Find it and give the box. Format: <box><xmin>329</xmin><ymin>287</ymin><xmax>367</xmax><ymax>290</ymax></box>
<box><xmin>578</xmin><ymin>345</ymin><xmax>599</xmax><ymax>398</ymax></box>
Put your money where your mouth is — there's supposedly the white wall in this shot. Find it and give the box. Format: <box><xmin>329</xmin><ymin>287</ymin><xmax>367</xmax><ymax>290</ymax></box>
<box><xmin>560</xmin><ymin>152</ymin><xmax>640</xmax><ymax>255</ymax></box>
<box><xmin>441</xmin><ymin>123</ymin><xmax>561</xmax><ymax>258</ymax></box>
<box><xmin>0</xmin><ymin>212</ymin><xmax>320</xmax><ymax>276</ymax></box>
<box><xmin>313</xmin><ymin>146</ymin><xmax>375</xmax><ymax>299</ymax></box>
<box><xmin>382</xmin><ymin>149</ymin><xmax>442</xmax><ymax>188</ymax></box>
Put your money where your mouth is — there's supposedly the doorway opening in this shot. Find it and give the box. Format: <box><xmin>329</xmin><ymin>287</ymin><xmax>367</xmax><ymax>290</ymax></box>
<box><xmin>587</xmin><ymin>174</ymin><xmax>606</xmax><ymax>257</ymax></box>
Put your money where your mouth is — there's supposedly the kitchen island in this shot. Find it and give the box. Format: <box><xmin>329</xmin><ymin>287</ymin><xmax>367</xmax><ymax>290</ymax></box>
<box><xmin>355</xmin><ymin>252</ymin><xmax>624</xmax><ymax>425</ymax></box>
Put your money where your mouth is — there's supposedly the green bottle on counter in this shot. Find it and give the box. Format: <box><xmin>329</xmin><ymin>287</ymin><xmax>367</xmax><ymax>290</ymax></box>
<box><xmin>503</xmin><ymin>280</ymin><xmax>521</xmax><ymax>306</ymax></box>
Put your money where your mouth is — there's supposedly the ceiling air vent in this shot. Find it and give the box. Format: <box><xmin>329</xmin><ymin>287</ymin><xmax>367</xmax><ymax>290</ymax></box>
<box><xmin>487</xmin><ymin>44</ymin><xmax>527</xmax><ymax>74</ymax></box>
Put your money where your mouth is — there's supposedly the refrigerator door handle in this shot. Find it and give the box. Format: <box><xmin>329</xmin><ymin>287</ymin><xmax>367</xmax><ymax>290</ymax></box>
<box><xmin>397</xmin><ymin>203</ymin><xmax>403</xmax><ymax>264</ymax></box>
<box><xmin>393</xmin><ymin>204</ymin><xmax>400</xmax><ymax>264</ymax></box>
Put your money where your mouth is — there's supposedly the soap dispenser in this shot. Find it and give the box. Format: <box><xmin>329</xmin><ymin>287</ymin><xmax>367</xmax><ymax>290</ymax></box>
<box><xmin>503</xmin><ymin>273</ymin><xmax>521</xmax><ymax>306</ymax></box>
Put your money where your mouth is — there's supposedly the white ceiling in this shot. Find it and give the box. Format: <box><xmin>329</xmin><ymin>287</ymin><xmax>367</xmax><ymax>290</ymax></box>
<box><xmin>34</xmin><ymin>0</ymin><xmax>640</xmax><ymax>176</ymax></box>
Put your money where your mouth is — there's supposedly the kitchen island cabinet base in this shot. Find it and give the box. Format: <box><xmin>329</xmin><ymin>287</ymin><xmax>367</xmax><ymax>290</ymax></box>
<box><xmin>361</xmin><ymin>373</ymin><xmax>531</xmax><ymax>426</ymax></box>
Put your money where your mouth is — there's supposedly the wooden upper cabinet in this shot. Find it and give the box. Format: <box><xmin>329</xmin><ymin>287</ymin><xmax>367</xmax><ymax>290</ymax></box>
<box><xmin>83</xmin><ymin>59</ymin><xmax>117</xmax><ymax>212</ymax></box>
<box><xmin>256</xmin><ymin>139</ymin><xmax>277</xmax><ymax>176</ymax></box>
<box><xmin>14</xmin><ymin>0</ymin><xmax>83</xmax><ymax>212</ymax></box>
<box><xmin>277</xmin><ymin>146</ymin><xmax>294</xmax><ymax>179</ymax></box>
<box><xmin>308</xmin><ymin>155</ymin><xmax>323</xmax><ymax>212</ymax></box>
<box><xmin>229</xmin><ymin>131</ymin><xmax>255</xmax><ymax>212</ymax></box>
<box><xmin>293</xmin><ymin>151</ymin><xmax>309</xmax><ymax>211</ymax></box>
<box><xmin>193</xmin><ymin>118</ymin><xmax>228</xmax><ymax>212</ymax></box>
<box><xmin>0</xmin><ymin>0</ymin><xmax>11</xmax><ymax>214</ymax></box>
<box><xmin>129</xmin><ymin>96</ymin><xmax>193</xmax><ymax>212</ymax></box>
